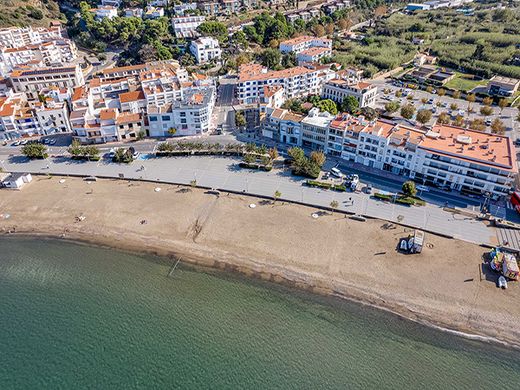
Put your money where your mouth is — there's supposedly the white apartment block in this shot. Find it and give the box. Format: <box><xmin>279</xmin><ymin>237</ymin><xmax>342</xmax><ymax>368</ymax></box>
<box><xmin>9</xmin><ymin>64</ymin><xmax>85</xmax><ymax>100</ymax></box>
<box><xmin>0</xmin><ymin>25</ymin><xmax>63</xmax><ymax>49</ymax></box>
<box><xmin>147</xmin><ymin>87</ymin><xmax>216</xmax><ymax>137</ymax></box>
<box><xmin>279</xmin><ymin>36</ymin><xmax>332</xmax><ymax>54</ymax></box>
<box><xmin>125</xmin><ymin>8</ymin><xmax>144</xmax><ymax>17</ymax></box>
<box><xmin>174</xmin><ymin>2</ymin><xmax>197</xmax><ymax>15</ymax></box>
<box><xmin>264</xmin><ymin>110</ymin><xmax>517</xmax><ymax>198</ymax></box>
<box><xmin>0</xmin><ymin>92</ymin><xmax>72</xmax><ymax>140</ymax></box>
<box><xmin>172</xmin><ymin>16</ymin><xmax>206</xmax><ymax>38</ymax></box>
<box><xmin>190</xmin><ymin>37</ymin><xmax>222</xmax><ymax>64</ymax></box>
<box><xmin>237</xmin><ymin>64</ymin><xmax>332</xmax><ymax>105</ymax></box>
<box><xmin>322</xmin><ymin>79</ymin><xmax>377</xmax><ymax>107</ymax></box>
<box><xmin>297</xmin><ymin>47</ymin><xmax>332</xmax><ymax>65</ymax></box>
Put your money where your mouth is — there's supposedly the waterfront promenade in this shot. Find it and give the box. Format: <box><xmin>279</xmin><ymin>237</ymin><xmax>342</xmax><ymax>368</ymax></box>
<box><xmin>1</xmin><ymin>154</ymin><xmax>497</xmax><ymax>247</ymax></box>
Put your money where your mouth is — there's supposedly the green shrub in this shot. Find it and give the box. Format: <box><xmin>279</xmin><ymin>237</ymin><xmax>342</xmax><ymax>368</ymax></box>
<box><xmin>374</xmin><ymin>193</ymin><xmax>393</xmax><ymax>201</ymax></box>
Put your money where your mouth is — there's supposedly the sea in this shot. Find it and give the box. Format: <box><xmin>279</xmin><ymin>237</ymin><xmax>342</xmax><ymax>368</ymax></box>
<box><xmin>1</xmin><ymin>236</ymin><xmax>519</xmax><ymax>389</ymax></box>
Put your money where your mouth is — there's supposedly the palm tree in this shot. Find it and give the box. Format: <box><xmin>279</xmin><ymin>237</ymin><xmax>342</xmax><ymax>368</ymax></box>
<box><xmin>330</xmin><ymin>200</ymin><xmax>339</xmax><ymax>215</ymax></box>
<box><xmin>273</xmin><ymin>190</ymin><xmax>281</xmax><ymax>204</ymax></box>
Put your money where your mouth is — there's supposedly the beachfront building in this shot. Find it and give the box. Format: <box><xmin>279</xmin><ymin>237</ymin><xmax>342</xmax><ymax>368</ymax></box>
<box><xmin>189</xmin><ymin>37</ymin><xmax>222</xmax><ymax>64</ymax></box>
<box><xmin>279</xmin><ymin>36</ymin><xmax>332</xmax><ymax>55</ymax></box>
<box><xmin>262</xmin><ymin>107</ymin><xmax>304</xmax><ymax>145</ymax></box>
<box><xmin>322</xmin><ymin>79</ymin><xmax>377</xmax><ymax>108</ymax></box>
<box><xmin>263</xmin><ymin>109</ymin><xmax>517</xmax><ymax>198</ymax></box>
<box><xmin>147</xmin><ymin>86</ymin><xmax>216</xmax><ymax>137</ymax></box>
<box><xmin>0</xmin><ymin>91</ymin><xmax>72</xmax><ymax>140</ymax></box>
<box><xmin>236</xmin><ymin>64</ymin><xmax>333</xmax><ymax>105</ymax></box>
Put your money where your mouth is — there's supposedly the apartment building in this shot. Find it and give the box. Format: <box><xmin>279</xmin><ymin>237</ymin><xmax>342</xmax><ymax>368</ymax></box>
<box><xmin>9</xmin><ymin>64</ymin><xmax>85</xmax><ymax>100</ymax></box>
<box><xmin>144</xmin><ymin>6</ymin><xmax>165</xmax><ymax>19</ymax></box>
<box><xmin>125</xmin><ymin>8</ymin><xmax>144</xmax><ymax>17</ymax></box>
<box><xmin>147</xmin><ymin>87</ymin><xmax>215</xmax><ymax>137</ymax></box>
<box><xmin>0</xmin><ymin>91</ymin><xmax>71</xmax><ymax>140</ymax></box>
<box><xmin>236</xmin><ymin>64</ymin><xmax>332</xmax><ymax>105</ymax></box>
<box><xmin>190</xmin><ymin>37</ymin><xmax>222</xmax><ymax>64</ymax></box>
<box><xmin>322</xmin><ymin>79</ymin><xmax>377</xmax><ymax>107</ymax></box>
<box><xmin>297</xmin><ymin>47</ymin><xmax>332</xmax><ymax>65</ymax></box>
<box><xmin>264</xmin><ymin>109</ymin><xmax>517</xmax><ymax>198</ymax></box>
<box><xmin>279</xmin><ymin>36</ymin><xmax>332</xmax><ymax>54</ymax></box>
<box><xmin>174</xmin><ymin>2</ymin><xmax>197</xmax><ymax>15</ymax></box>
<box><xmin>0</xmin><ymin>25</ymin><xmax>63</xmax><ymax>49</ymax></box>
<box><xmin>172</xmin><ymin>16</ymin><xmax>206</xmax><ymax>38</ymax></box>
<box><xmin>262</xmin><ymin>107</ymin><xmax>304</xmax><ymax>146</ymax></box>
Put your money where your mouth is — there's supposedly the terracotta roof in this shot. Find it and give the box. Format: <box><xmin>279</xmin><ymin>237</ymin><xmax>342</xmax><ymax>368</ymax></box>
<box><xmin>101</xmin><ymin>64</ymin><xmax>147</xmax><ymax>75</ymax></box>
<box><xmin>238</xmin><ymin>65</ymin><xmax>316</xmax><ymax>83</ymax></box>
<box><xmin>99</xmin><ymin>108</ymin><xmax>117</xmax><ymax>121</ymax></box>
<box><xmin>119</xmin><ymin>90</ymin><xmax>145</xmax><ymax>103</ymax></box>
<box><xmin>116</xmin><ymin>112</ymin><xmax>141</xmax><ymax>124</ymax></box>
<box><xmin>298</xmin><ymin>47</ymin><xmax>331</xmax><ymax>57</ymax></box>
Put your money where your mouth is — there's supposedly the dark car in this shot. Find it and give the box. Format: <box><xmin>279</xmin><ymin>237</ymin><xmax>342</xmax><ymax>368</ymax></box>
<box><xmin>515</xmin><ymin>138</ymin><xmax>520</xmax><ymax>147</ymax></box>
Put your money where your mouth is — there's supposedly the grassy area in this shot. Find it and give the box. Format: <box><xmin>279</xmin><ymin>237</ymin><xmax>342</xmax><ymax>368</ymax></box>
<box><xmin>444</xmin><ymin>72</ymin><xmax>487</xmax><ymax>92</ymax></box>
<box><xmin>0</xmin><ymin>0</ymin><xmax>63</xmax><ymax>28</ymax></box>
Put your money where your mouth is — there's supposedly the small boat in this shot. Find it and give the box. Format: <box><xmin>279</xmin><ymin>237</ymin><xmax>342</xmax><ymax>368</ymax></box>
<box><xmin>498</xmin><ymin>276</ymin><xmax>508</xmax><ymax>289</ymax></box>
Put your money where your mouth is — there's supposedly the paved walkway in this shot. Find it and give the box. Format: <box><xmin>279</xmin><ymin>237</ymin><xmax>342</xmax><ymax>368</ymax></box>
<box><xmin>2</xmin><ymin>154</ymin><xmax>497</xmax><ymax>247</ymax></box>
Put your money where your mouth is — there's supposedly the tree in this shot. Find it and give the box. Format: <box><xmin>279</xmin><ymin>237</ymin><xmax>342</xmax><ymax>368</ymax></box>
<box><xmin>416</xmin><ymin>109</ymin><xmax>432</xmax><ymax>125</ymax></box>
<box><xmin>288</xmin><ymin>147</ymin><xmax>305</xmax><ymax>163</ymax></box>
<box><xmin>197</xmin><ymin>21</ymin><xmax>227</xmax><ymax>41</ymax></box>
<box><xmin>395</xmin><ymin>90</ymin><xmax>402</xmax><ymax>98</ymax></box>
<box><xmin>341</xmin><ymin>95</ymin><xmax>359</xmax><ymax>114</ymax></box>
<box><xmin>437</xmin><ymin>112</ymin><xmax>451</xmax><ymax>125</ymax></box>
<box><xmin>450</xmin><ymin>103</ymin><xmax>459</xmax><ymax>111</ymax></box>
<box><xmin>491</xmin><ymin>118</ymin><xmax>506</xmax><ymax>135</ymax></box>
<box><xmin>482</xmin><ymin>96</ymin><xmax>493</xmax><ymax>106</ymax></box>
<box><xmin>259</xmin><ymin>48</ymin><xmax>281</xmax><ymax>69</ymax></box>
<box><xmin>281</xmin><ymin>52</ymin><xmax>296</xmax><ymax>68</ymax></box>
<box><xmin>400</xmin><ymin>104</ymin><xmax>416</xmax><ymax>120</ymax></box>
<box><xmin>469</xmin><ymin>119</ymin><xmax>486</xmax><ymax>131</ymax></box>
<box><xmin>466</xmin><ymin>93</ymin><xmax>476</xmax><ymax>110</ymax></box>
<box><xmin>437</xmin><ymin>88</ymin><xmax>446</xmax><ymax>97</ymax></box>
<box><xmin>421</xmin><ymin>97</ymin><xmax>428</xmax><ymax>104</ymax></box>
<box><xmin>425</xmin><ymin>86</ymin><xmax>433</xmax><ymax>94</ymax></box>
<box><xmin>402</xmin><ymin>181</ymin><xmax>417</xmax><ymax>197</ymax></box>
<box><xmin>324</xmin><ymin>23</ymin><xmax>335</xmax><ymax>36</ymax></box>
<box><xmin>273</xmin><ymin>190</ymin><xmax>282</xmax><ymax>204</ymax></box>
<box><xmin>373</xmin><ymin>5</ymin><xmax>388</xmax><ymax>19</ymax></box>
<box><xmin>452</xmin><ymin>115</ymin><xmax>464</xmax><ymax>127</ymax></box>
<box><xmin>330</xmin><ymin>200</ymin><xmax>339</xmax><ymax>215</ymax></box>
<box><xmin>168</xmin><ymin>128</ymin><xmax>177</xmax><ymax>136</ymax></box>
<box><xmin>452</xmin><ymin>91</ymin><xmax>461</xmax><ymax>99</ymax></box>
<box><xmin>310</xmin><ymin>151</ymin><xmax>326</xmax><ymax>167</ymax></box>
<box><xmin>243</xmin><ymin>153</ymin><xmax>256</xmax><ymax>164</ymax></box>
<box><xmin>311</xmin><ymin>24</ymin><xmax>325</xmax><ymax>37</ymax></box>
<box><xmin>361</xmin><ymin>107</ymin><xmax>378</xmax><ymax>120</ymax></box>
<box><xmin>235</xmin><ymin>112</ymin><xmax>246</xmax><ymax>127</ymax></box>
<box><xmin>498</xmin><ymin>98</ymin><xmax>508</xmax><ymax>113</ymax></box>
<box><xmin>384</xmin><ymin>100</ymin><xmax>400</xmax><ymax>114</ymax></box>
<box><xmin>113</xmin><ymin>148</ymin><xmax>133</xmax><ymax>163</ymax></box>
<box><xmin>22</xmin><ymin>143</ymin><xmax>48</xmax><ymax>159</ymax></box>
<box><xmin>268</xmin><ymin>148</ymin><xmax>279</xmax><ymax>161</ymax></box>
<box><xmin>480</xmin><ymin>106</ymin><xmax>493</xmax><ymax>116</ymax></box>
<box><xmin>316</xmin><ymin>99</ymin><xmax>338</xmax><ymax>115</ymax></box>
<box><xmin>232</xmin><ymin>31</ymin><xmax>248</xmax><ymax>48</ymax></box>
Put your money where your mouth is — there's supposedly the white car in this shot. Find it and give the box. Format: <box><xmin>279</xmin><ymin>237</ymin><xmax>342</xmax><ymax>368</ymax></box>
<box><xmin>330</xmin><ymin>167</ymin><xmax>344</xmax><ymax>178</ymax></box>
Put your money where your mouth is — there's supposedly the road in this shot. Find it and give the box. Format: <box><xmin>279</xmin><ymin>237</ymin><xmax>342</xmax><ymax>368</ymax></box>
<box><xmin>0</xmin><ymin>154</ymin><xmax>497</xmax><ymax>248</ymax></box>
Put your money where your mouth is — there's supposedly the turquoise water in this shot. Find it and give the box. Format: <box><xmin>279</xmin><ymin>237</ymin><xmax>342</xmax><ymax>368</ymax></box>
<box><xmin>1</xmin><ymin>237</ymin><xmax>520</xmax><ymax>389</ymax></box>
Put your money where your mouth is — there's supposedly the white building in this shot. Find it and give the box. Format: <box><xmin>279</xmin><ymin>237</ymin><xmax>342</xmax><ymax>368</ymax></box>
<box><xmin>0</xmin><ymin>25</ymin><xmax>63</xmax><ymax>49</ymax></box>
<box><xmin>172</xmin><ymin>15</ymin><xmax>206</xmax><ymax>38</ymax></box>
<box><xmin>262</xmin><ymin>107</ymin><xmax>304</xmax><ymax>145</ymax></box>
<box><xmin>174</xmin><ymin>2</ymin><xmax>197</xmax><ymax>15</ymax></box>
<box><xmin>190</xmin><ymin>37</ymin><xmax>221</xmax><ymax>64</ymax></box>
<box><xmin>144</xmin><ymin>6</ymin><xmax>165</xmax><ymax>19</ymax></box>
<box><xmin>279</xmin><ymin>36</ymin><xmax>332</xmax><ymax>54</ymax></box>
<box><xmin>101</xmin><ymin>0</ymin><xmax>122</xmax><ymax>6</ymax></box>
<box><xmin>91</xmin><ymin>6</ymin><xmax>119</xmax><ymax>20</ymax></box>
<box><xmin>297</xmin><ymin>47</ymin><xmax>332</xmax><ymax>65</ymax></box>
<box><xmin>9</xmin><ymin>64</ymin><xmax>85</xmax><ymax>100</ymax></box>
<box><xmin>125</xmin><ymin>8</ymin><xmax>144</xmax><ymax>17</ymax></box>
<box><xmin>322</xmin><ymin>79</ymin><xmax>377</xmax><ymax>107</ymax></box>
<box><xmin>237</xmin><ymin>63</ymin><xmax>332</xmax><ymax>105</ymax></box>
<box><xmin>301</xmin><ymin>107</ymin><xmax>335</xmax><ymax>150</ymax></box>
<box><xmin>147</xmin><ymin>87</ymin><xmax>216</xmax><ymax>137</ymax></box>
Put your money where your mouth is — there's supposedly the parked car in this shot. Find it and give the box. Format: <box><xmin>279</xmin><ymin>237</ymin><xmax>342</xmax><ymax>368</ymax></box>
<box><xmin>12</xmin><ymin>141</ymin><xmax>20</xmax><ymax>146</ymax></box>
<box><xmin>330</xmin><ymin>167</ymin><xmax>344</xmax><ymax>178</ymax></box>
<box><xmin>486</xmin><ymin>118</ymin><xmax>492</xmax><ymax>126</ymax></box>
<box><xmin>43</xmin><ymin>138</ymin><xmax>50</xmax><ymax>145</ymax></box>
<box><xmin>514</xmin><ymin>138</ymin><xmax>520</xmax><ymax>146</ymax></box>
<box><xmin>20</xmin><ymin>139</ymin><xmax>28</xmax><ymax>145</ymax></box>
<box><xmin>346</xmin><ymin>174</ymin><xmax>359</xmax><ymax>191</ymax></box>
<box><xmin>364</xmin><ymin>183</ymin><xmax>373</xmax><ymax>194</ymax></box>
<box><xmin>49</xmin><ymin>139</ymin><xmax>56</xmax><ymax>145</ymax></box>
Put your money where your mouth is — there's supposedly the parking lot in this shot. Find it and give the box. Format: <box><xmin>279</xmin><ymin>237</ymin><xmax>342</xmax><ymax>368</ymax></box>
<box><xmin>371</xmin><ymin>79</ymin><xmax>519</xmax><ymax>140</ymax></box>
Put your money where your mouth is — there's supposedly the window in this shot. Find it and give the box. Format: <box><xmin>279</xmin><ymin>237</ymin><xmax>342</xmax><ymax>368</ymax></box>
<box><xmin>161</xmin><ymin>115</ymin><xmax>170</xmax><ymax>121</ymax></box>
<box><xmin>149</xmin><ymin>116</ymin><xmax>158</xmax><ymax>122</ymax></box>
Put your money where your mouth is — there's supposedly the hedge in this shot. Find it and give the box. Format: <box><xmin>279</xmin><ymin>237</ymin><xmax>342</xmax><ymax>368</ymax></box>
<box><xmin>239</xmin><ymin>162</ymin><xmax>272</xmax><ymax>171</ymax></box>
<box><xmin>374</xmin><ymin>193</ymin><xmax>393</xmax><ymax>201</ymax></box>
<box><xmin>156</xmin><ymin>150</ymin><xmax>243</xmax><ymax>157</ymax></box>
<box><xmin>71</xmin><ymin>155</ymin><xmax>101</xmax><ymax>161</ymax></box>
<box><xmin>306</xmin><ymin>180</ymin><xmax>346</xmax><ymax>192</ymax></box>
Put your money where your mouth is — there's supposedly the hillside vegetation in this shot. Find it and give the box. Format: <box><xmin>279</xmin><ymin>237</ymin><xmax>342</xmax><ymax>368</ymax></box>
<box><xmin>0</xmin><ymin>0</ymin><xmax>64</xmax><ymax>28</ymax></box>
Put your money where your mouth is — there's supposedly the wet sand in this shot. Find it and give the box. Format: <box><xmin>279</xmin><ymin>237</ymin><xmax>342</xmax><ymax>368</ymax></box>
<box><xmin>1</xmin><ymin>176</ymin><xmax>519</xmax><ymax>347</ymax></box>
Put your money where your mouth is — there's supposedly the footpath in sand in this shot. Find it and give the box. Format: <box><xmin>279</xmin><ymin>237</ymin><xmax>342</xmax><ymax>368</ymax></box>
<box><xmin>1</xmin><ymin>176</ymin><xmax>519</xmax><ymax>346</ymax></box>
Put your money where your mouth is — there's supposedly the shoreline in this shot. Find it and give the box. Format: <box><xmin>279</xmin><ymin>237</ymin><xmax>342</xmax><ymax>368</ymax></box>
<box><xmin>4</xmin><ymin>230</ymin><xmax>519</xmax><ymax>351</ymax></box>
<box><xmin>1</xmin><ymin>176</ymin><xmax>519</xmax><ymax>349</ymax></box>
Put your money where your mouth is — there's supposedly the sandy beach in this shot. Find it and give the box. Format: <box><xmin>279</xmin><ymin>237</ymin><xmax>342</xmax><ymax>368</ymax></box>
<box><xmin>1</xmin><ymin>176</ymin><xmax>519</xmax><ymax>347</ymax></box>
